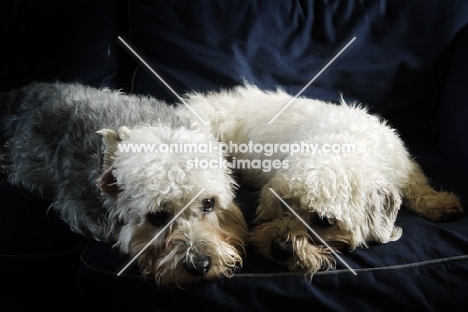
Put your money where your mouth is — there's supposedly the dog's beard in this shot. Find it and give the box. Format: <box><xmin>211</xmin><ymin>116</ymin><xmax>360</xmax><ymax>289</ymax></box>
<box><xmin>126</xmin><ymin>219</ymin><xmax>245</xmax><ymax>288</ymax></box>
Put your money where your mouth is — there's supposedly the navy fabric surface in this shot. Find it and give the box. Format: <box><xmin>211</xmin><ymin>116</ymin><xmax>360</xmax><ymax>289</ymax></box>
<box><xmin>0</xmin><ymin>182</ymin><xmax>85</xmax><ymax>255</ymax></box>
<box><xmin>438</xmin><ymin>26</ymin><xmax>468</xmax><ymax>174</ymax></box>
<box><xmin>81</xmin><ymin>254</ymin><xmax>468</xmax><ymax>311</ymax></box>
<box><xmin>0</xmin><ymin>181</ymin><xmax>87</xmax><ymax>311</ymax></box>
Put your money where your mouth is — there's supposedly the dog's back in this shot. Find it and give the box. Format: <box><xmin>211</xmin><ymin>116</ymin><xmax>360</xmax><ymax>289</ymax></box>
<box><xmin>0</xmin><ymin>82</ymin><xmax>187</xmax><ymax>239</ymax></box>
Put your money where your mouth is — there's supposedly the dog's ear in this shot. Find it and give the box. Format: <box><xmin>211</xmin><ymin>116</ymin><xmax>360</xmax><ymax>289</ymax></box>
<box><xmin>97</xmin><ymin>126</ymin><xmax>132</xmax><ymax>171</ymax></box>
<box><xmin>366</xmin><ymin>187</ymin><xmax>403</xmax><ymax>243</ymax></box>
<box><xmin>254</xmin><ymin>184</ymin><xmax>284</xmax><ymax>224</ymax></box>
<box><xmin>96</xmin><ymin>127</ymin><xmax>132</xmax><ymax>197</ymax></box>
<box><xmin>99</xmin><ymin>165</ymin><xmax>120</xmax><ymax>197</ymax></box>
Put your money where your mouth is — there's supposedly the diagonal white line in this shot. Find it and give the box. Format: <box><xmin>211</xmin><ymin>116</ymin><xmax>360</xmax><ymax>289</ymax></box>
<box><xmin>268</xmin><ymin>188</ymin><xmax>357</xmax><ymax>275</ymax></box>
<box><xmin>268</xmin><ymin>37</ymin><xmax>356</xmax><ymax>124</ymax></box>
<box><xmin>117</xmin><ymin>188</ymin><xmax>207</xmax><ymax>276</ymax></box>
<box><xmin>117</xmin><ymin>36</ymin><xmax>208</xmax><ymax>125</ymax></box>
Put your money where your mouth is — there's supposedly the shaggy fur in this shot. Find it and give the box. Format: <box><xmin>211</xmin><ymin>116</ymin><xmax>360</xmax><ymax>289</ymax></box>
<box><xmin>0</xmin><ymin>82</ymin><xmax>248</xmax><ymax>288</ymax></box>
<box><xmin>178</xmin><ymin>84</ymin><xmax>463</xmax><ymax>278</ymax></box>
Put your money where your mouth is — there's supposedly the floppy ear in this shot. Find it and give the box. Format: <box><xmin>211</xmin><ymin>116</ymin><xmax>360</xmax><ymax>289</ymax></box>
<box><xmin>365</xmin><ymin>186</ymin><xmax>403</xmax><ymax>244</ymax></box>
<box><xmin>96</xmin><ymin>127</ymin><xmax>132</xmax><ymax>197</ymax></box>
<box><xmin>254</xmin><ymin>183</ymin><xmax>284</xmax><ymax>224</ymax></box>
<box><xmin>99</xmin><ymin>165</ymin><xmax>120</xmax><ymax>197</ymax></box>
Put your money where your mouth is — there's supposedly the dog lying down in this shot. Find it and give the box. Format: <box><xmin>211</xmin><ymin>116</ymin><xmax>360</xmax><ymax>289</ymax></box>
<box><xmin>178</xmin><ymin>83</ymin><xmax>463</xmax><ymax>278</ymax></box>
<box><xmin>0</xmin><ymin>82</ymin><xmax>248</xmax><ymax>288</ymax></box>
<box><xmin>0</xmin><ymin>82</ymin><xmax>462</xmax><ymax>285</ymax></box>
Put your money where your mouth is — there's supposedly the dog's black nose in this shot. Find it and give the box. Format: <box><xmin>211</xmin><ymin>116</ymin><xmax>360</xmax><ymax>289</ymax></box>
<box><xmin>271</xmin><ymin>239</ymin><xmax>293</xmax><ymax>261</ymax></box>
<box><xmin>184</xmin><ymin>255</ymin><xmax>211</xmax><ymax>276</ymax></box>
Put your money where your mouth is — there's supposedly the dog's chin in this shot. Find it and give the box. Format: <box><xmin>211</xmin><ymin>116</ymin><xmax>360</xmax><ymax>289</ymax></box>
<box><xmin>136</xmin><ymin>247</ymin><xmax>244</xmax><ymax>289</ymax></box>
<box><xmin>127</xmin><ymin>227</ymin><xmax>245</xmax><ymax>289</ymax></box>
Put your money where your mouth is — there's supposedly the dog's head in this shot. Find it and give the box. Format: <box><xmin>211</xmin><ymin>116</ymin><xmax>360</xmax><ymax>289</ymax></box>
<box><xmin>96</xmin><ymin>126</ymin><xmax>247</xmax><ymax>288</ymax></box>
<box><xmin>249</xmin><ymin>162</ymin><xmax>403</xmax><ymax>277</ymax></box>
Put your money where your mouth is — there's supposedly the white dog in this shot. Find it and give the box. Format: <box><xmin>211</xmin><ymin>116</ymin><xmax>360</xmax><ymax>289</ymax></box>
<box><xmin>178</xmin><ymin>84</ymin><xmax>463</xmax><ymax>277</ymax></box>
<box><xmin>0</xmin><ymin>82</ymin><xmax>248</xmax><ymax>288</ymax></box>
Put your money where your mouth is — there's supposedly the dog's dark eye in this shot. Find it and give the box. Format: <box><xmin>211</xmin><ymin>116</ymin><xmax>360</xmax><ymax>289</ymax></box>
<box><xmin>147</xmin><ymin>211</ymin><xmax>169</xmax><ymax>227</ymax></box>
<box><xmin>310</xmin><ymin>213</ymin><xmax>335</xmax><ymax>228</ymax></box>
<box><xmin>316</xmin><ymin>217</ymin><xmax>335</xmax><ymax>227</ymax></box>
<box><xmin>201</xmin><ymin>198</ymin><xmax>214</xmax><ymax>213</ymax></box>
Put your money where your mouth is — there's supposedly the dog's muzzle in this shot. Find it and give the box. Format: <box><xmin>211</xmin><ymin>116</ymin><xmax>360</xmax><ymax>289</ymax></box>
<box><xmin>183</xmin><ymin>254</ymin><xmax>212</xmax><ymax>276</ymax></box>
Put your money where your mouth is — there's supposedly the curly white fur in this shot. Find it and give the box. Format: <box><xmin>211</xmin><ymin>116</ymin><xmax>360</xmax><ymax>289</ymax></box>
<box><xmin>178</xmin><ymin>83</ymin><xmax>463</xmax><ymax>278</ymax></box>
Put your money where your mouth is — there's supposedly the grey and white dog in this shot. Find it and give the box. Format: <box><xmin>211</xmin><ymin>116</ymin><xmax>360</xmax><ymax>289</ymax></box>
<box><xmin>0</xmin><ymin>82</ymin><xmax>247</xmax><ymax>288</ymax></box>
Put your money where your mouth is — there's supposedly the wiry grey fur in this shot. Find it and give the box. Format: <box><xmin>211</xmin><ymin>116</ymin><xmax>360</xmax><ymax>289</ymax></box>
<box><xmin>0</xmin><ymin>82</ymin><xmax>187</xmax><ymax>240</ymax></box>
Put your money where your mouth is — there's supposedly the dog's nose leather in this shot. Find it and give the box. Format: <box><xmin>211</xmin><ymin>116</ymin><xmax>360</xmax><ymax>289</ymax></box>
<box><xmin>184</xmin><ymin>255</ymin><xmax>211</xmax><ymax>276</ymax></box>
<box><xmin>271</xmin><ymin>239</ymin><xmax>293</xmax><ymax>261</ymax></box>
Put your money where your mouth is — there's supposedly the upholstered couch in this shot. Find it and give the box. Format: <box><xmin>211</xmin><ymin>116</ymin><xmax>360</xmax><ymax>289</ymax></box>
<box><xmin>2</xmin><ymin>1</ymin><xmax>468</xmax><ymax>311</ymax></box>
